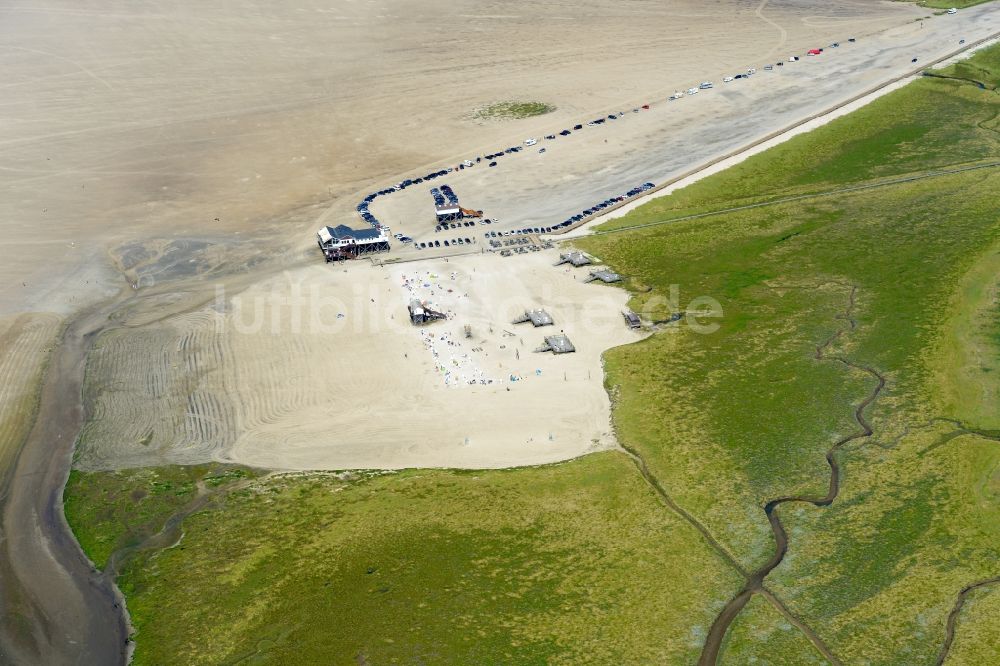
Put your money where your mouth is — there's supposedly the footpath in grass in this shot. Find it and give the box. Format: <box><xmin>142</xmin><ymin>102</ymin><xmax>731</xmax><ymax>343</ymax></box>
<box><xmin>720</xmin><ymin>595</ymin><xmax>827</xmax><ymax>666</ymax></box>
<box><xmin>576</xmin><ymin>45</ymin><xmax>1000</xmax><ymax>662</ymax></box>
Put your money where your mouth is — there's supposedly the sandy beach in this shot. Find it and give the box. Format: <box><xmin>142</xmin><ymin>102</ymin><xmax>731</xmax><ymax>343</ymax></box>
<box><xmin>76</xmin><ymin>249</ymin><xmax>641</xmax><ymax>470</ymax></box>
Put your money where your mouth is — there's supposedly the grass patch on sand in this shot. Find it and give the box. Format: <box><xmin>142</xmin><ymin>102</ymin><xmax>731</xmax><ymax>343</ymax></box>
<box><xmin>473</xmin><ymin>100</ymin><xmax>555</xmax><ymax>120</ymax></box>
<box><xmin>575</xmin><ymin>44</ymin><xmax>1000</xmax><ymax>662</ymax></box>
<box><xmin>67</xmin><ymin>453</ymin><xmax>741</xmax><ymax>664</ymax></box>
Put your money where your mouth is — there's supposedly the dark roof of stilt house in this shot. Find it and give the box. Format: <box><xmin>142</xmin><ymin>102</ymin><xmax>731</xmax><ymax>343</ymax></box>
<box><xmin>554</xmin><ymin>251</ymin><xmax>592</xmax><ymax>267</ymax></box>
<box><xmin>535</xmin><ymin>334</ymin><xmax>575</xmax><ymax>354</ymax></box>
<box><xmin>321</xmin><ymin>224</ymin><xmax>384</xmax><ymax>243</ymax></box>
<box><xmin>583</xmin><ymin>269</ymin><xmax>622</xmax><ymax>283</ymax></box>
<box><xmin>512</xmin><ymin>309</ymin><xmax>554</xmax><ymax>327</ymax></box>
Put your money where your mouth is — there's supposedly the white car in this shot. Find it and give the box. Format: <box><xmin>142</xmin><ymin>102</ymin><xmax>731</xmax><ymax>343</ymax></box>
<box><xmin>747</xmin><ymin>68</ymin><xmax>757</xmax><ymax>75</ymax></box>
<box><xmin>686</xmin><ymin>87</ymin><xmax>699</xmax><ymax>95</ymax></box>
<box><xmin>948</xmin><ymin>7</ymin><xmax>957</xmax><ymax>14</ymax></box>
<box><xmin>699</xmin><ymin>81</ymin><xmax>713</xmax><ymax>89</ymax></box>
<box><xmin>462</xmin><ymin>159</ymin><xmax>473</xmax><ymax>167</ymax></box>
<box><xmin>524</xmin><ymin>138</ymin><xmax>537</xmax><ymax>146</ymax></box>
<box><xmin>669</xmin><ymin>91</ymin><xmax>684</xmax><ymax>100</ymax></box>
<box><xmin>393</xmin><ymin>233</ymin><xmax>404</xmax><ymax>240</ymax></box>
<box><xmin>723</xmin><ymin>75</ymin><xmax>735</xmax><ymax>83</ymax></box>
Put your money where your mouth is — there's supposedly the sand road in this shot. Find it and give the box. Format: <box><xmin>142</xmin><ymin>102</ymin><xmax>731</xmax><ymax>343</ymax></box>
<box><xmin>366</xmin><ymin>3</ymin><xmax>1000</xmax><ymax>253</ymax></box>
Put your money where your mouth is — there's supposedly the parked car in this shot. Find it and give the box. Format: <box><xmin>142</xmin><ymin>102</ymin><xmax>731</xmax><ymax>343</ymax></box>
<box><xmin>723</xmin><ymin>75</ymin><xmax>735</xmax><ymax>82</ymax></box>
<box><xmin>545</xmin><ymin>134</ymin><xmax>556</xmax><ymax>140</ymax></box>
<box><xmin>699</xmin><ymin>81</ymin><xmax>713</xmax><ymax>89</ymax></box>
<box><xmin>489</xmin><ymin>161</ymin><xmax>497</xmax><ymax>167</ymax></box>
<box><xmin>574</xmin><ymin>124</ymin><xmax>583</xmax><ymax>130</ymax></box>
<box><xmin>524</xmin><ymin>138</ymin><xmax>537</xmax><ymax>146</ymax></box>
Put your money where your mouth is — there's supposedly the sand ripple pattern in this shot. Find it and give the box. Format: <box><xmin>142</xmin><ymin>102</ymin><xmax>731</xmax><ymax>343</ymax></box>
<box><xmin>0</xmin><ymin>313</ymin><xmax>60</xmax><ymax>467</ymax></box>
<box><xmin>76</xmin><ymin>279</ymin><xmax>410</xmax><ymax>469</ymax></box>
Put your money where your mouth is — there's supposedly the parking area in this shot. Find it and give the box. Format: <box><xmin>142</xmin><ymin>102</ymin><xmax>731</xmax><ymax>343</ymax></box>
<box><xmin>336</xmin><ymin>7</ymin><xmax>999</xmax><ymax>263</ymax></box>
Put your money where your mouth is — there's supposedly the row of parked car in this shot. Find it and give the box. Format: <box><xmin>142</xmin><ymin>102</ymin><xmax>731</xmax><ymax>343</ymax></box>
<box><xmin>429</xmin><ymin>187</ymin><xmax>446</xmax><ymax>207</ymax></box>
<box><xmin>355</xmin><ymin>167</ymin><xmax>456</xmax><ymax>232</ymax></box>
<box><xmin>547</xmin><ymin>182</ymin><xmax>657</xmax><ymax>230</ymax></box>
<box><xmin>669</xmin><ymin>38</ymin><xmax>858</xmax><ymax>99</ymax></box>
<box><xmin>414</xmin><ymin>237</ymin><xmax>474</xmax><ymax>250</ymax></box>
<box><xmin>436</xmin><ymin>220</ymin><xmax>479</xmax><ymax>232</ymax></box>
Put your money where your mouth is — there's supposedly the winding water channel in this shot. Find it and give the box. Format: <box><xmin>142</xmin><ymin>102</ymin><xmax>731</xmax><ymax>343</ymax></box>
<box><xmin>698</xmin><ymin>286</ymin><xmax>885</xmax><ymax>665</ymax></box>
